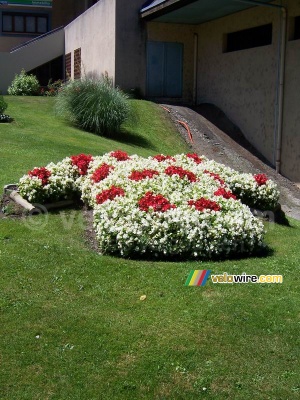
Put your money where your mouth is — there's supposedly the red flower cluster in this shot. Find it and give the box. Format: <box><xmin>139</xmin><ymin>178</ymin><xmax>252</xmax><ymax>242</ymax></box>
<box><xmin>204</xmin><ymin>170</ymin><xmax>225</xmax><ymax>185</ymax></box>
<box><xmin>254</xmin><ymin>174</ymin><xmax>268</xmax><ymax>186</ymax></box>
<box><xmin>188</xmin><ymin>197</ymin><xmax>221</xmax><ymax>212</ymax></box>
<box><xmin>165</xmin><ymin>166</ymin><xmax>197</xmax><ymax>182</ymax></box>
<box><xmin>71</xmin><ymin>154</ymin><xmax>93</xmax><ymax>175</ymax></box>
<box><xmin>96</xmin><ymin>185</ymin><xmax>125</xmax><ymax>205</ymax></box>
<box><xmin>153</xmin><ymin>154</ymin><xmax>175</xmax><ymax>162</ymax></box>
<box><xmin>110</xmin><ymin>150</ymin><xmax>130</xmax><ymax>161</ymax></box>
<box><xmin>138</xmin><ymin>191</ymin><xmax>176</xmax><ymax>212</ymax></box>
<box><xmin>186</xmin><ymin>153</ymin><xmax>202</xmax><ymax>164</ymax></box>
<box><xmin>128</xmin><ymin>169</ymin><xmax>159</xmax><ymax>181</ymax></box>
<box><xmin>214</xmin><ymin>187</ymin><xmax>236</xmax><ymax>200</ymax></box>
<box><xmin>91</xmin><ymin>163</ymin><xmax>114</xmax><ymax>183</ymax></box>
<box><xmin>28</xmin><ymin>167</ymin><xmax>51</xmax><ymax>186</ymax></box>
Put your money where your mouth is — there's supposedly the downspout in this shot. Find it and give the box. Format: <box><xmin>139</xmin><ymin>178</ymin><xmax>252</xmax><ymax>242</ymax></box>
<box><xmin>235</xmin><ymin>0</ymin><xmax>287</xmax><ymax>174</ymax></box>
<box><xmin>193</xmin><ymin>33</ymin><xmax>198</xmax><ymax>105</ymax></box>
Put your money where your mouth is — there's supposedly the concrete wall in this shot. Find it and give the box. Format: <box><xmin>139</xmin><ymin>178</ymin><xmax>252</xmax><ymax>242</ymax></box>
<box><xmin>64</xmin><ymin>0</ymin><xmax>116</xmax><ymax>81</ymax></box>
<box><xmin>0</xmin><ymin>27</ymin><xmax>64</xmax><ymax>93</ymax></box>
<box><xmin>115</xmin><ymin>0</ymin><xmax>147</xmax><ymax>94</ymax></box>
<box><xmin>147</xmin><ymin>21</ymin><xmax>195</xmax><ymax>103</ymax></box>
<box><xmin>281</xmin><ymin>0</ymin><xmax>300</xmax><ymax>182</ymax></box>
<box><xmin>195</xmin><ymin>0</ymin><xmax>300</xmax><ymax>183</ymax></box>
<box><xmin>196</xmin><ymin>6</ymin><xmax>277</xmax><ymax>166</ymax></box>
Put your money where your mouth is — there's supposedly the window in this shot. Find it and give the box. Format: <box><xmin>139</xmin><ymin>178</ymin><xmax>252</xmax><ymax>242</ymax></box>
<box><xmin>294</xmin><ymin>16</ymin><xmax>300</xmax><ymax>40</ymax></box>
<box><xmin>225</xmin><ymin>24</ymin><xmax>272</xmax><ymax>53</ymax></box>
<box><xmin>65</xmin><ymin>52</ymin><xmax>71</xmax><ymax>80</ymax></box>
<box><xmin>74</xmin><ymin>48</ymin><xmax>81</xmax><ymax>80</ymax></box>
<box><xmin>2</xmin><ymin>13</ymin><xmax>48</xmax><ymax>34</ymax></box>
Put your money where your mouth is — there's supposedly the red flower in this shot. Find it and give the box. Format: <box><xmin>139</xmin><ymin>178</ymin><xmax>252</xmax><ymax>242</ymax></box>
<box><xmin>165</xmin><ymin>166</ymin><xmax>197</xmax><ymax>182</ymax></box>
<box><xmin>186</xmin><ymin>153</ymin><xmax>202</xmax><ymax>164</ymax></box>
<box><xmin>28</xmin><ymin>167</ymin><xmax>51</xmax><ymax>186</ymax></box>
<box><xmin>214</xmin><ymin>187</ymin><xmax>236</xmax><ymax>200</ymax></box>
<box><xmin>91</xmin><ymin>163</ymin><xmax>114</xmax><ymax>183</ymax></box>
<box><xmin>188</xmin><ymin>197</ymin><xmax>221</xmax><ymax>212</ymax></box>
<box><xmin>96</xmin><ymin>185</ymin><xmax>125</xmax><ymax>205</ymax></box>
<box><xmin>71</xmin><ymin>154</ymin><xmax>93</xmax><ymax>175</ymax></box>
<box><xmin>110</xmin><ymin>150</ymin><xmax>130</xmax><ymax>161</ymax></box>
<box><xmin>254</xmin><ymin>174</ymin><xmax>268</xmax><ymax>186</ymax></box>
<box><xmin>128</xmin><ymin>169</ymin><xmax>159</xmax><ymax>181</ymax></box>
<box><xmin>138</xmin><ymin>191</ymin><xmax>176</xmax><ymax>212</ymax></box>
<box><xmin>204</xmin><ymin>170</ymin><xmax>225</xmax><ymax>185</ymax></box>
<box><xmin>153</xmin><ymin>154</ymin><xmax>176</xmax><ymax>162</ymax></box>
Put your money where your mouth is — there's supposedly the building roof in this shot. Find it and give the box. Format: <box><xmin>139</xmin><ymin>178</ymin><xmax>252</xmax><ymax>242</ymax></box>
<box><xmin>141</xmin><ymin>0</ymin><xmax>274</xmax><ymax>25</ymax></box>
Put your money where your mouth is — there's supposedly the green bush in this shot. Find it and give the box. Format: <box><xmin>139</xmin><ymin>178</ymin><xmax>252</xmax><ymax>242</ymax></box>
<box><xmin>55</xmin><ymin>76</ymin><xmax>130</xmax><ymax>136</ymax></box>
<box><xmin>8</xmin><ymin>69</ymin><xmax>40</xmax><ymax>96</ymax></box>
<box><xmin>0</xmin><ymin>93</ymin><xmax>7</xmax><ymax>114</ymax></box>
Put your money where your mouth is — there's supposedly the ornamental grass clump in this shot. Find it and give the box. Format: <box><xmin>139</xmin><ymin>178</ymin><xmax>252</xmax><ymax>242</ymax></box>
<box><xmin>55</xmin><ymin>76</ymin><xmax>130</xmax><ymax>136</ymax></box>
<box><xmin>18</xmin><ymin>151</ymin><xmax>280</xmax><ymax>260</ymax></box>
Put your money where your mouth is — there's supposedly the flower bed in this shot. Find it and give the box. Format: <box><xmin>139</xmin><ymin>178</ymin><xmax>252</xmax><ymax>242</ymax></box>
<box><xmin>18</xmin><ymin>151</ymin><xmax>280</xmax><ymax>259</ymax></box>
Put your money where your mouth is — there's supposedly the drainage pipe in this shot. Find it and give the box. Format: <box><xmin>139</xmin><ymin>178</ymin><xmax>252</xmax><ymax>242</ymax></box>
<box><xmin>235</xmin><ymin>0</ymin><xmax>287</xmax><ymax>174</ymax></box>
<box><xmin>9</xmin><ymin>190</ymin><xmax>38</xmax><ymax>212</ymax></box>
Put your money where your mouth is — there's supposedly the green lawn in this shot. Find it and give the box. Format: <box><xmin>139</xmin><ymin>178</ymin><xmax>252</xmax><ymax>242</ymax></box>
<box><xmin>0</xmin><ymin>97</ymin><xmax>299</xmax><ymax>400</ymax></box>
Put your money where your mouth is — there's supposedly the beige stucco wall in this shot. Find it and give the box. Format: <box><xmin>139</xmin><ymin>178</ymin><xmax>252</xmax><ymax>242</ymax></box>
<box><xmin>64</xmin><ymin>0</ymin><xmax>116</xmax><ymax>81</ymax></box>
<box><xmin>147</xmin><ymin>21</ymin><xmax>195</xmax><ymax>103</ymax></box>
<box><xmin>115</xmin><ymin>0</ymin><xmax>147</xmax><ymax>94</ymax></box>
<box><xmin>195</xmin><ymin>0</ymin><xmax>300</xmax><ymax>183</ymax></box>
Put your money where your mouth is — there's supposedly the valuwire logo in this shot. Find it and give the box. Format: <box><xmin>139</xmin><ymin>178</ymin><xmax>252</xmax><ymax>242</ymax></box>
<box><xmin>185</xmin><ymin>270</ymin><xmax>211</xmax><ymax>286</ymax></box>
<box><xmin>185</xmin><ymin>270</ymin><xmax>283</xmax><ymax>286</ymax></box>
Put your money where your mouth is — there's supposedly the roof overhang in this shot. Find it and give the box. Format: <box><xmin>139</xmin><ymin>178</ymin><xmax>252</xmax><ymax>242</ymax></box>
<box><xmin>141</xmin><ymin>0</ymin><xmax>274</xmax><ymax>25</ymax></box>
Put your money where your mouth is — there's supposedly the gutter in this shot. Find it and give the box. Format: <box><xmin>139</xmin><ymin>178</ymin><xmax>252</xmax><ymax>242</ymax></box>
<box><xmin>235</xmin><ymin>0</ymin><xmax>287</xmax><ymax>174</ymax></box>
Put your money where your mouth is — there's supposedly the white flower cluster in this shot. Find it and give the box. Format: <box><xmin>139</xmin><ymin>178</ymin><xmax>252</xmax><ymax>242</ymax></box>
<box><xmin>85</xmin><ymin>153</ymin><xmax>265</xmax><ymax>258</ymax></box>
<box><xmin>18</xmin><ymin>157</ymin><xmax>79</xmax><ymax>203</ymax></box>
<box><xmin>18</xmin><ymin>151</ymin><xmax>280</xmax><ymax>259</ymax></box>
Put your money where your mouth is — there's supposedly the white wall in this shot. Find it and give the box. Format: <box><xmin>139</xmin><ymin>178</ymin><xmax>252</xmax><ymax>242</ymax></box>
<box><xmin>64</xmin><ymin>0</ymin><xmax>116</xmax><ymax>81</ymax></box>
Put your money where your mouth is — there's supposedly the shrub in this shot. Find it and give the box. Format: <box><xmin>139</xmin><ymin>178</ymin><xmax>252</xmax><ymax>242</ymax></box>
<box><xmin>0</xmin><ymin>93</ymin><xmax>12</xmax><ymax>123</ymax></box>
<box><xmin>55</xmin><ymin>76</ymin><xmax>130</xmax><ymax>136</ymax></box>
<box><xmin>41</xmin><ymin>79</ymin><xmax>63</xmax><ymax>96</ymax></box>
<box><xmin>0</xmin><ymin>93</ymin><xmax>8</xmax><ymax>114</ymax></box>
<box><xmin>8</xmin><ymin>69</ymin><xmax>40</xmax><ymax>96</ymax></box>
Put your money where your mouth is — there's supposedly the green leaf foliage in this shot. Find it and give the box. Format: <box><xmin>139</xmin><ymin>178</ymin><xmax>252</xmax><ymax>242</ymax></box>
<box><xmin>8</xmin><ymin>69</ymin><xmax>40</xmax><ymax>96</ymax></box>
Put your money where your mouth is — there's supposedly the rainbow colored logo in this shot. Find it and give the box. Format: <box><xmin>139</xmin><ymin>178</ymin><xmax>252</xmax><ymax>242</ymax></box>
<box><xmin>185</xmin><ymin>270</ymin><xmax>211</xmax><ymax>286</ymax></box>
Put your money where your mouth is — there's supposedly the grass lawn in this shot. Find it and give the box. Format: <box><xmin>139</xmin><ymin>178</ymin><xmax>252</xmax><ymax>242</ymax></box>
<box><xmin>0</xmin><ymin>97</ymin><xmax>300</xmax><ymax>400</ymax></box>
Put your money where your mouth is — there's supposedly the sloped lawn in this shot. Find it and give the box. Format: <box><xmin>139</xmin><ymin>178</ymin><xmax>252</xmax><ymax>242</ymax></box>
<box><xmin>0</xmin><ymin>97</ymin><xmax>299</xmax><ymax>400</ymax></box>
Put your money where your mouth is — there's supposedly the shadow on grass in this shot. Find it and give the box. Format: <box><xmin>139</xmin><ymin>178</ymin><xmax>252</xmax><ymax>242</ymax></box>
<box><xmin>64</xmin><ymin>120</ymin><xmax>156</xmax><ymax>152</ymax></box>
<box><xmin>101</xmin><ymin>243</ymin><xmax>275</xmax><ymax>264</ymax></box>
<box><xmin>108</xmin><ymin>128</ymin><xmax>156</xmax><ymax>151</ymax></box>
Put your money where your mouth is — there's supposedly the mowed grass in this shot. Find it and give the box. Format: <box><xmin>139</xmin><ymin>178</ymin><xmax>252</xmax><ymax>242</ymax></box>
<box><xmin>0</xmin><ymin>96</ymin><xmax>188</xmax><ymax>188</ymax></box>
<box><xmin>0</xmin><ymin>97</ymin><xmax>300</xmax><ymax>400</ymax></box>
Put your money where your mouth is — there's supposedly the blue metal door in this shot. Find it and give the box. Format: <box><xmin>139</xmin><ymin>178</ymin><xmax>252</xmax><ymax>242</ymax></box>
<box><xmin>147</xmin><ymin>41</ymin><xmax>183</xmax><ymax>98</ymax></box>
